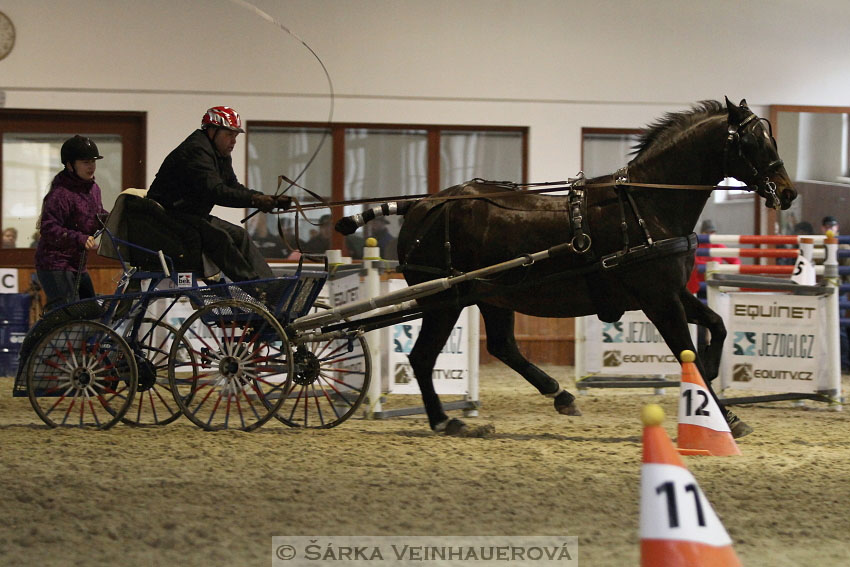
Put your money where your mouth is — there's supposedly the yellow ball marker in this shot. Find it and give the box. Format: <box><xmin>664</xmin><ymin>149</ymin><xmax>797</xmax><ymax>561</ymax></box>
<box><xmin>679</xmin><ymin>349</ymin><xmax>695</xmax><ymax>363</ymax></box>
<box><xmin>641</xmin><ymin>404</ymin><xmax>665</xmax><ymax>427</ymax></box>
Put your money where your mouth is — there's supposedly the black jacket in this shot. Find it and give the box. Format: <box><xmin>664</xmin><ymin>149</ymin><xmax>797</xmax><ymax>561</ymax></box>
<box><xmin>148</xmin><ymin>129</ymin><xmax>261</xmax><ymax>217</ymax></box>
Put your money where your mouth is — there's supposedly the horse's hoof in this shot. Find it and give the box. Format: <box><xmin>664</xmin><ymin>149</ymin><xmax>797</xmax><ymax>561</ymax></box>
<box><xmin>435</xmin><ymin>418</ymin><xmax>494</xmax><ymax>437</ymax></box>
<box><xmin>458</xmin><ymin>423</ymin><xmax>495</xmax><ymax>438</ymax></box>
<box><xmin>554</xmin><ymin>391</ymin><xmax>582</xmax><ymax>416</ymax></box>
<box><xmin>557</xmin><ymin>403</ymin><xmax>582</xmax><ymax>416</ymax></box>
<box><xmin>725</xmin><ymin>409</ymin><xmax>754</xmax><ymax>438</ymax></box>
<box><xmin>729</xmin><ymin>419</ymin><xmax>754</xmax><ymax>439</ymax></box>
<box><xmin>435</xmin><ymin>417</ymin><xmax>468</xmax><ymax>436</ymax></box>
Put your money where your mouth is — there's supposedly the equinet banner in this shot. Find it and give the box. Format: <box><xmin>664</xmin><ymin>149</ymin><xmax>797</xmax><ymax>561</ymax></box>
<box><xmin>715</xmin><ymin>292</ymin><xmax>828</xmax><ymax>393</ymax></box>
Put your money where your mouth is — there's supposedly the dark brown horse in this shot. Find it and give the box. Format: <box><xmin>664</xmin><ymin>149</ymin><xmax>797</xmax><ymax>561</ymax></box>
<box><xmin>336</xmin><ymin>98</ymin><xmax>796</xmax><ymax>436</ymax></box>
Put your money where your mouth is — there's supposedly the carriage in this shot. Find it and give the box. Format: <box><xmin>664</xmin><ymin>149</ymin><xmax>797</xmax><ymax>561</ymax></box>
<box><xmin>13</xmin><ymin>98</ymin><xmax>797</xmax><ymax>437</ymax></box>
<box><xmin>12</xmin><ymin>190</ymin><xmax>376</xmax><ymax>431</ymax></box>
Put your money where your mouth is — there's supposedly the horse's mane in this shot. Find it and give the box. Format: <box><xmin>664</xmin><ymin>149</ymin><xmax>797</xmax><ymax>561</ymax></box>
<box><xmin>632</xmin><ymin>100</ymin><xmax>725</xmax><ymax>158</ymax></box>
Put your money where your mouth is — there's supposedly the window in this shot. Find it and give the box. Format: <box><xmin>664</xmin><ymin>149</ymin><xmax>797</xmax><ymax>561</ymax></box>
<box><xmin>581</xmin><ymin>128</ymin><xmax>641</xmax><ymax>178</ymax></box>
<box><xmin>440</xmin><ymin>130</ymin><xmax>524</xmax><ymax>186</ymax></box>
<box><xmin>246</xmin><ymin>123</ymin><xmax>527</xmax><ymax>257</ymax></box>
<box><xmin>3</xmin><ymin>133</ymin><xmax>122</xmax><ymax>248</ymax></box>
<box><xmin>0</xmin><ymin>109</ymin><xmax>146</xmax><ymax>252</ymax></box>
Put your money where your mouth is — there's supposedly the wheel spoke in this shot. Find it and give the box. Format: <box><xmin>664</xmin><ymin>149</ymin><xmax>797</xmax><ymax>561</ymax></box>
<box><xmin>275</xmin><ymin>302</ymin><xmax>370</xmax><ymax>429</ymax></box>
<box><xmin>168</xmin><ymin>300</ymin><xmax>292</xmax><ymax>431</ymax></box>
<box><xmin>27</xmin><ymin>321</ymin><xmax>137</xmax><ymax>429</ymax></box>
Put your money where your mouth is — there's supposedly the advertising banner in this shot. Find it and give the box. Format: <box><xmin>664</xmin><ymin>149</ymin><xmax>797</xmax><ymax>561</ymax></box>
<box><xmin>385</xmin><ymin>278</ymin><xmax>471</xmax><ymax>395</ymax></box>
<box><xmin>580</xmin><ymin>312</ymin><xmax>695</xmax><ymax>377</ymax></box>
<box><xmin>716</xmin><ymin>292</ymin><xmax>828</xmax><ymax>393</ymax></box>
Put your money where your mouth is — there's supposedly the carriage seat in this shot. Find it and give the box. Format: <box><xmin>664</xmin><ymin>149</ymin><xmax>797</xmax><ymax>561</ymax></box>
<box><xmin>100</xmin><ymin>189</ymin><xmax>220</xmax><ymax>278</ymax></box>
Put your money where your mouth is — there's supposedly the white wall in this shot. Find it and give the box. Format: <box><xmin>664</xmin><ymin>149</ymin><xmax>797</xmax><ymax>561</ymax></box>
<box><xmin>3</xmin><ymin>0</ymin><xmax>849</xmax><ymax>228</ymax></box>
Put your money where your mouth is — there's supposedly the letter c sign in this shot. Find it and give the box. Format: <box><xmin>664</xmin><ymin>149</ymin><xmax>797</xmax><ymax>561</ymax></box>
<box><xmin>0</xmin><ymin>269</ymin><xmax>19</xmax><ymax>293</ymax></box>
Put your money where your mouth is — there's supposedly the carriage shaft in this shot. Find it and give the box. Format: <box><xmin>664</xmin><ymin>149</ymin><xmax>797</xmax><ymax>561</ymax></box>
<box><xmin>289</xmin><ymin>243</ymin><xmax>570</xmax><ymax>332</ymax></box>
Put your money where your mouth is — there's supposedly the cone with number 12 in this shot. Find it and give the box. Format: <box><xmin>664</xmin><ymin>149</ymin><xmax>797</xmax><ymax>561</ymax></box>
<box><xmin>641</xmin><ymin>404</ymin><xmax>742</xmax><ymax>567</ymax></box>
<box><xmin>677</xmin><ymin>350</ymin><xmax>741</xmax><ymax>456</ymax></box>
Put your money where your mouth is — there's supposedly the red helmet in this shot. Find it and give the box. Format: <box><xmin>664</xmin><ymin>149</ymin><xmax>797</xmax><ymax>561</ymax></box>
<box><xmin>201</xmin><ymin>106</ymin><xmax>244</xmax><ymax>133</ymax></box>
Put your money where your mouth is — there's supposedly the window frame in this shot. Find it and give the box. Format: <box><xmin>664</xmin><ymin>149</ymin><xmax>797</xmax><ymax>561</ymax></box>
<box><xmin>0</xmin><ymin>108</ymin><xmax>146</xmax><ymax>265</ymax></box>
<box><xmin>246</xmin><ymin>121</ymin><xmax>528</xmax><ymax>251</ymax></box>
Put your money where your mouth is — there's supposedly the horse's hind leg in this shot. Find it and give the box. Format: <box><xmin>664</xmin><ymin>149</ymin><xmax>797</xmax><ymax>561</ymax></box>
<box><xmin>478</xmin><ymin>304</ymin><xmax>581</xmax><ymax>416</ymax></box>
<box><xmin>408</xmin><ymin>308</ymin><xmax>465</xmax><ymax>432</ymax></box>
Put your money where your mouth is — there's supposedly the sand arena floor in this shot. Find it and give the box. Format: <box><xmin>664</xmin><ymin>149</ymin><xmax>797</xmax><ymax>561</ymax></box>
<box><xmin>1</xmin><ymin>364</ymin><xmax>849</xmax><ymax>567</ymax></box>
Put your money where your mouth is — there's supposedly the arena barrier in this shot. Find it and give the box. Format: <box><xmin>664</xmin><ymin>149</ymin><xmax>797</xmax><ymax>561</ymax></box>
<box><xmin>576</xmin><ymin>233</ymin><xmax>846</xmax><ymax>402</ymax></box>
<box><xmin>705</xmin><ymin>235</ymin><xmax>842</xmax><ymax>408</ymax></box>
<box><xmin>574</xmin><ymin>315</ymin><xmax>695</xmax><ymax>391</ymax></box>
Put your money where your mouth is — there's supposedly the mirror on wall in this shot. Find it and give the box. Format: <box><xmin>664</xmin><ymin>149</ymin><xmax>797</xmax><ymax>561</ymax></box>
<box><xmin>770</xmin><ymin>105</ymin><xmax>850</xmax><ymax>236</ymax></box>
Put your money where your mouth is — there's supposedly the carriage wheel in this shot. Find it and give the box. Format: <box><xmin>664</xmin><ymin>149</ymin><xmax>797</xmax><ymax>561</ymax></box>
<box><xmin>120</xmin><ymin>318</ymin><xmax>195</xmax><ymax>426</ymax></box>
<box><xmin>168</xmin><ymin>300</ymin><xmax>293</xmax><ymax>431</ymax></box>
<box><xmin>275</xmin><ymin>302</ymin><xmax>372</xmax><ymax>429</ymax></box>
<box><xmin>26</xmin><ymin>320</ymin><xmax>138</xmax><ymax>429</ymax></box>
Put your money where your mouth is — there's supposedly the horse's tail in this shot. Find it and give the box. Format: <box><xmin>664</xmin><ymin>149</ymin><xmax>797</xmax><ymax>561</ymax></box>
<box><xmin>334</xmin><ymin>201</ymin><xmax>415</xmax><ymax>235</ymax></box>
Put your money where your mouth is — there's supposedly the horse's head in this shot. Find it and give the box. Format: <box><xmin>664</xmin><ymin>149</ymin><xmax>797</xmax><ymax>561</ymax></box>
<box><xmin>724</xmin><ymin>97</ymin><xmax>797</xmax><ymax>210</ymax></box>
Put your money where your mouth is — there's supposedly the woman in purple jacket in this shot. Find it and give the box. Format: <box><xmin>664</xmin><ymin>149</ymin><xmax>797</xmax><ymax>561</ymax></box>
<box><xmin>35</xmin><ymin>135</ymin><xmax>109</xmax><ymax>311</ymax></box>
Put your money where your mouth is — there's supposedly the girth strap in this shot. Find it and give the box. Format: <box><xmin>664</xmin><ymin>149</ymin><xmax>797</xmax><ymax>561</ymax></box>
<box><xmin>600</xmin><ymin>233</ymin><xmax>698</xmax><ymax>270</ymax></box>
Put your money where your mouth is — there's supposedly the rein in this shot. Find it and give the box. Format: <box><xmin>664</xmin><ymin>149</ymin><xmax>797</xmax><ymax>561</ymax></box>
<box><xmin>279</xmin><ymin>177</ymin><xmax>752</xmax><ymax>213</ymax></box>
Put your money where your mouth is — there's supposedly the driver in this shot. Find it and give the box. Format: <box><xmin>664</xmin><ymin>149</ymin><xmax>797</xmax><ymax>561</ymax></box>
<box><xmin>147</xmin><ymin>106</ymin><xmax>291</xmax><ymax>282</ymax></box>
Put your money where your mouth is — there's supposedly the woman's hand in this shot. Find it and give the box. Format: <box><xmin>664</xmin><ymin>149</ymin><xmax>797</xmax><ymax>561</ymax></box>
<box><xmin>85</xmin><ymin>235</ymin><xmax>98</xmax><ymax>250</ymax></box>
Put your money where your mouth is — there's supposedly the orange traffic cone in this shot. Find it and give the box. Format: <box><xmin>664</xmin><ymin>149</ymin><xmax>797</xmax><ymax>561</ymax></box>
<box><xmin>676</xmin><ymin>350</ymin><xmax>741</xmax><ymax>456</ymax></box>
<box><xmin>641</xmin><ymin>404</ymin><xmax>742</xmax><ymax>567</ymax></box>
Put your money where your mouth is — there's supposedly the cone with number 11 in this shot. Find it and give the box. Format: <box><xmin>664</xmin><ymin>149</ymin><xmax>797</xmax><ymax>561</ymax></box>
<box><xmin>641</xmin><ymin>404</ymin><xmax>742</xmax><ymax>567</ymax></box>
<box><xmin>677</xmin><ymin>350</ymin><xmax>741</xmax><ymax>456</ymax></box>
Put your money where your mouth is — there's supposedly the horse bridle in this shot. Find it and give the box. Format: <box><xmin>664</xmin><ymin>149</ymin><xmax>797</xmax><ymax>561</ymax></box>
<box><xmin>724</xmin><ymin>112</ymin><xmax>785</xmax><ymax>209</ymax></box>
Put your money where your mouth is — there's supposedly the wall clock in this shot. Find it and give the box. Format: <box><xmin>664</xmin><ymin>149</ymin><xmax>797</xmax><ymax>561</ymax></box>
<box><xmin>0</xmin><ymin>11</ymin><xmax>16</xmax><ymax>61</ymax></box>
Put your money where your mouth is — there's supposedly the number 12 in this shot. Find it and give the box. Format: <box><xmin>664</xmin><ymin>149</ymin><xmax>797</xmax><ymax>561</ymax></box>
<box><xmin>682</xmin><ymin>389</ymin><xmax>710</xmax><ymax>417</ymax></box>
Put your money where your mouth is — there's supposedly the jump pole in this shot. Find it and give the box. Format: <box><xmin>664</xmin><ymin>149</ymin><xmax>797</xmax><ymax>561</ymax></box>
<box><xmin>706</xmin><ymin>236</ymin><xmax>842</xmax><ymax>409</ymax></box>
<box><xmin>823</xmin><ymin>234</ymin><xmax>843</xmax><ymax>410</ymax></box>
<box><xmin>362</xmin><ymin>241</ymin><xmax>384</xmax><ymax>417</ymax></box>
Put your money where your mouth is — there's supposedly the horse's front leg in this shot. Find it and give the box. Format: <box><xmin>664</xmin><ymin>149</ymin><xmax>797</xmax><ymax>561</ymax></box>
<box><xmin>640</xmin><ymin>295</ymin><xmax>752</xmax><ymax>438</ymax></box>
<box><xmin>680</xmin><ymin>289</ymin><xmax>726</xmax><ymax>380</ymax></box>
<box><xmin>408</xmin><ymin>308</ymin><xmax>466</xmax><ymax>434</ymax></box>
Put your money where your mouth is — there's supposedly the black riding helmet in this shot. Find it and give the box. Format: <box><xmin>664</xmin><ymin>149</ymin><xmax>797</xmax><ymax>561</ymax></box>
<box><xmin>60</xmin><ymin>135</ymin><xmax>103</xmax><ymax>166</ymax></box>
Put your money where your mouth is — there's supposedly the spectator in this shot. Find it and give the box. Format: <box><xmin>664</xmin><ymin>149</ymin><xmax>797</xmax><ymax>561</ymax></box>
<box><xmin>794</xmin><ymin>221</ymin><xmax>815</xmax><ymax>235</ymax></box>
<box><xmin>2</xmin><ymin>227</ymin><xmax>17</xmax><ymax>248</ymax></box>
<box><xmin>822</xmin><ymin>215</ymin><xmax>840</xmax><ymax>236</ymax></box>
<box><xmin>777</xmin><ymin>221</ymin><xmax>815</xmax><ymax>265</ymax></box>
<box><xmin>369</xmin><ymin>216</ymin><xmax>398</xmax><ymax>260</ymax></box>
<box><xmin>302</xmin><ymin>214</ymin><xmax>332</xmax><ymax>254</ymax></box>
<box><xmin>302</xmin><ymin>214</ymin><xmax>365</xmax><ymax>259</ymax></box>
<box><xmin>248</xmin><ymin>213</ymin><xmax>288</xmax><ymax>259</ymax></box>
